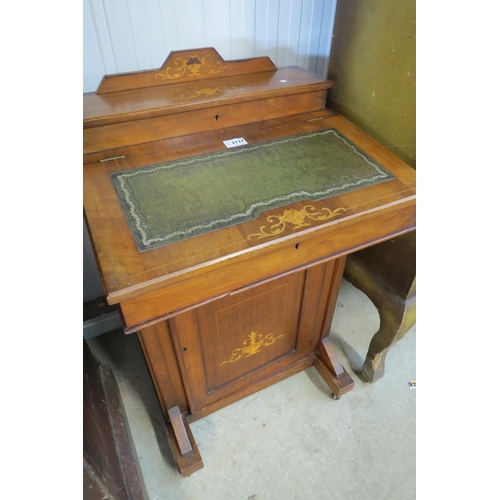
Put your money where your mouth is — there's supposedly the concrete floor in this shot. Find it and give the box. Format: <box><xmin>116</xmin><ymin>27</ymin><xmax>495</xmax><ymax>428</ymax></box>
<box><xmin>87</xmin><ymin>279</ymin><xmax>416</xmax><ymax>500</ymax></box>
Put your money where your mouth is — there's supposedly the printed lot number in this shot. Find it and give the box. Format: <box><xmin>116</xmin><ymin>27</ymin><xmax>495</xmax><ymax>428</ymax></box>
<box><xmin>223</xmin><ymin>138</ymin><xmax>248</xmax><ymax>148</ymax></box>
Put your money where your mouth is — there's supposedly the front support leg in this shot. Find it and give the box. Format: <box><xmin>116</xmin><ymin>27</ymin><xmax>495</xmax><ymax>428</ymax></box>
<box><xmin>138</xmin><ymin>324</ymin><xmax>204</xmax><ymax>476</ymax></box>
<box><xmin>166</xmin><ymin>406</ymin><xmax>203</xmax><ymax>477</ymax></box>
<box><xmin>314</xmin><ymin>337</ymin><xmax>354</xmax><ymax>399</ymax></box>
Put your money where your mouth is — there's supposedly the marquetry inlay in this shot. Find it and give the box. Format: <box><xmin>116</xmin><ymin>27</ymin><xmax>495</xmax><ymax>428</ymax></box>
<box><xmin>156</xmin><ymin>54</ymin><xmax>230</xmax><ymax>80</ymax></box>
<box><xmin>247</xmin><ymin>205</ymin><xmax>346</xmax><ymax>240</ymax></box>
<box><xmin>173</xmin><ymin>86</ymin><xmax>245</xmax><ymax>100</ymax></box>
<box><xmin>220</xmin><ymin>331</ymin><xmax>283</xmax><ymax>366</ymax></box>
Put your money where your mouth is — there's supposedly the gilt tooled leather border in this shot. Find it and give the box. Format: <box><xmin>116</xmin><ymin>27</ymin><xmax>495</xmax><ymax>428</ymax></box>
<box><xmin>111</xmin><ymin>129</ymin><xmax>395</xmax><ymax>252</ymax></box>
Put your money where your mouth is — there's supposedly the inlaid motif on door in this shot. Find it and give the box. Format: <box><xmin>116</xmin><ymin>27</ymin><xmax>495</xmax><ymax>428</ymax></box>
<box><xmin>205</xmin><ymin>283</ymin><xmax>295</xmax><ymax>392</ymax></box>
<box><xmin>220</xmin><ymin>330</ymin><xmax>284</xmax><ymax>366</ymax></box>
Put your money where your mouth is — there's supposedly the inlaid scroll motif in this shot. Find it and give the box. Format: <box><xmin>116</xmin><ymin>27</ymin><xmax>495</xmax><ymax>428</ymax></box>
<box><xmin>172</xmin><ymin>86</ymin><xmax>245</xmax><ymax>100</ymax></box>
<box><xmin>247</xmin><ymin>205</ymin><xmax>346</xmax><ymax>241</ymax></box>
<box><xmin>220</xmin><ymin>331</ymin><xmax>283</xmax><ymax>366</ymax></box>
<box><xmin>155</xmin><ymin>55</ymin><xmax>230</xmax><ymax>80</ymax></box>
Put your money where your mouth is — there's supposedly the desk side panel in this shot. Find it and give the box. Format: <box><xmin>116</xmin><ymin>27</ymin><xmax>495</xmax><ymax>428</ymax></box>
<box><xmin>137</xmin><ymin>321</ymin><xmax>189</xmax><ymax>416</ymax></box>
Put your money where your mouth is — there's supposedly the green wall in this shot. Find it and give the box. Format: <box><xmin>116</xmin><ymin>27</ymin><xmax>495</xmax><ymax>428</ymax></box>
<box><xmin>328</xmin><ymin>0</ymin><xmax>416</xmax><ymax>168</ymax></box>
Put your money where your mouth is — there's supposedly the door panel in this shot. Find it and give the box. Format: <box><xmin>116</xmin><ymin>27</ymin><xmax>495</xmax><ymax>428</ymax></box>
<box><xmin>169</xmin><ymin>266</ymin><xmax>326</xmax><ymax>414</ymax></box>
<box><xmin>202</xmin><ymin>277</ymin><xmax>302</xmax><ymax>393</ymax></box>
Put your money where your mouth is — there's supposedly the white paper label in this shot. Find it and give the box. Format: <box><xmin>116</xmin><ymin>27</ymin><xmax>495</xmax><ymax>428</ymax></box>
<box><xmin>223</xmin><ymin>138</ymin><xmax>248</xmax><ymax>148</ymax></box>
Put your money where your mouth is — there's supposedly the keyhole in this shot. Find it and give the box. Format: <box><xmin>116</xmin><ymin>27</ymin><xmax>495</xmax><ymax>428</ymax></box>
<box><xmin>295</xmin><ymin>243</ymin><xmax>300</xmax><ymax>250</ymax></box>
<box><xmin>215</xmin><ymin>114</ymin><xmax>220</xmax><ymax>121</ymax></box>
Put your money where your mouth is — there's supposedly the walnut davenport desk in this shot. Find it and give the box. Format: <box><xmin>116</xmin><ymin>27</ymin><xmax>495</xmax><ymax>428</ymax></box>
<box><xmin>83</xmin><ymin>49</ymin><xmax>416</xmax><ymax>476</ymax></box>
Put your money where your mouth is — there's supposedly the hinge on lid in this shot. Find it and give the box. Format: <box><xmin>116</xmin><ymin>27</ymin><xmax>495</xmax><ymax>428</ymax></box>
<box><xmin>99</xmin><ymin>155</ymin><xmax>125</xmax><ymax>162</ymax></box>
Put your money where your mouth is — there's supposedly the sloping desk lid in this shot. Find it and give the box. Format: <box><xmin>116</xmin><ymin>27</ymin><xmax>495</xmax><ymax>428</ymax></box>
<box><xmin>111</xmin><ymin>128</ymin><xmax>395</xmax><ymax>252</ymax></box>
<box><xmin>84</xmin><ymin>113</ymin><xmax>416</xmax><ymax>307</ymax></box>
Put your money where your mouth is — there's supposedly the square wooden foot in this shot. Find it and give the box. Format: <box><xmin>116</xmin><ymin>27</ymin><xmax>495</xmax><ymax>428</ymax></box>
<box><xmin>314</xmin><ymin>357</ymin><xmax>354</xmax><ymax>398</ymax></box>
<box><xmin>165</xmin><ymin>408</ymin><xmax>203</xmax><ymax>477</ymax></box>
<box><xmin>314</xmin><ymin>337</ymin><xmax>354</xmax><ymax>398</ymax></box>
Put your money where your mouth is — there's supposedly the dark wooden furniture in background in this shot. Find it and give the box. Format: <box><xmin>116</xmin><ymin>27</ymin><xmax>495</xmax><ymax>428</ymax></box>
<box><xmin>83</xmin><ymin>340</ymin><xmax>149</xmax><ymax>499</ymax></box>
<box><xmin>83</xmin><ymin>48</ymin><xmax>416</xmax><ymax>476</ymax></box>
<box><xmin>343</xmin><ymin>231</ymin><xmax>416</xmax><ymax>382</ymax></box>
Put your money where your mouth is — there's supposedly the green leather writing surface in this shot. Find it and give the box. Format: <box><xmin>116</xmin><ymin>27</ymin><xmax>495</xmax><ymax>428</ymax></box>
<box><xmin>111</xmin><ymin>129</ymin><xmax>395</xmax><ymax>252</ymax></box>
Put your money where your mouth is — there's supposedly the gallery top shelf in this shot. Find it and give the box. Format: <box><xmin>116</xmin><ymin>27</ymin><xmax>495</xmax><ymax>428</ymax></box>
<box><xmin>83</xmin><ymin>47</ymin><xmax>332</xmax><ymax>128</ymax></box>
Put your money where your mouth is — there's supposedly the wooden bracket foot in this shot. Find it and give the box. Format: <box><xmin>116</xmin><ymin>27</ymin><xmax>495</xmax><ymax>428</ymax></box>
<box><xmin>314</xmin><ymin>338</ymin><xmax>354</xmax><ymax>398</ymax></box>
<box><xmin>166</xmin><ymin>406</ymin><xmax>203</xmax><ymax>477</ymax></box>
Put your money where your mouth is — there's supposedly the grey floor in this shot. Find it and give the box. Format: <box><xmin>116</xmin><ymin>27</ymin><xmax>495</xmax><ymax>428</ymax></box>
<box><xmin>87</xmin><ymin>279</ymin><xmax>416</xmax><ymax>500</ymax></box>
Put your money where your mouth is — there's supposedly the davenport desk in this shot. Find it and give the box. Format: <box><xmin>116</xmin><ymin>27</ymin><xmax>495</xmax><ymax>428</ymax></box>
<box><xmin>83</xmin><ymin>48</ymin><xmax>416</xmax><ymax>476</ymax></box>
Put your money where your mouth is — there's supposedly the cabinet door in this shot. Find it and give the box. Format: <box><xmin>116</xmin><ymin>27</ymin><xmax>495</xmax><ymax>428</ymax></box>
<box><xmin>168</xmin><ymin>264</ymin><xmax>328</xmax><ymax>415</ymax></box>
